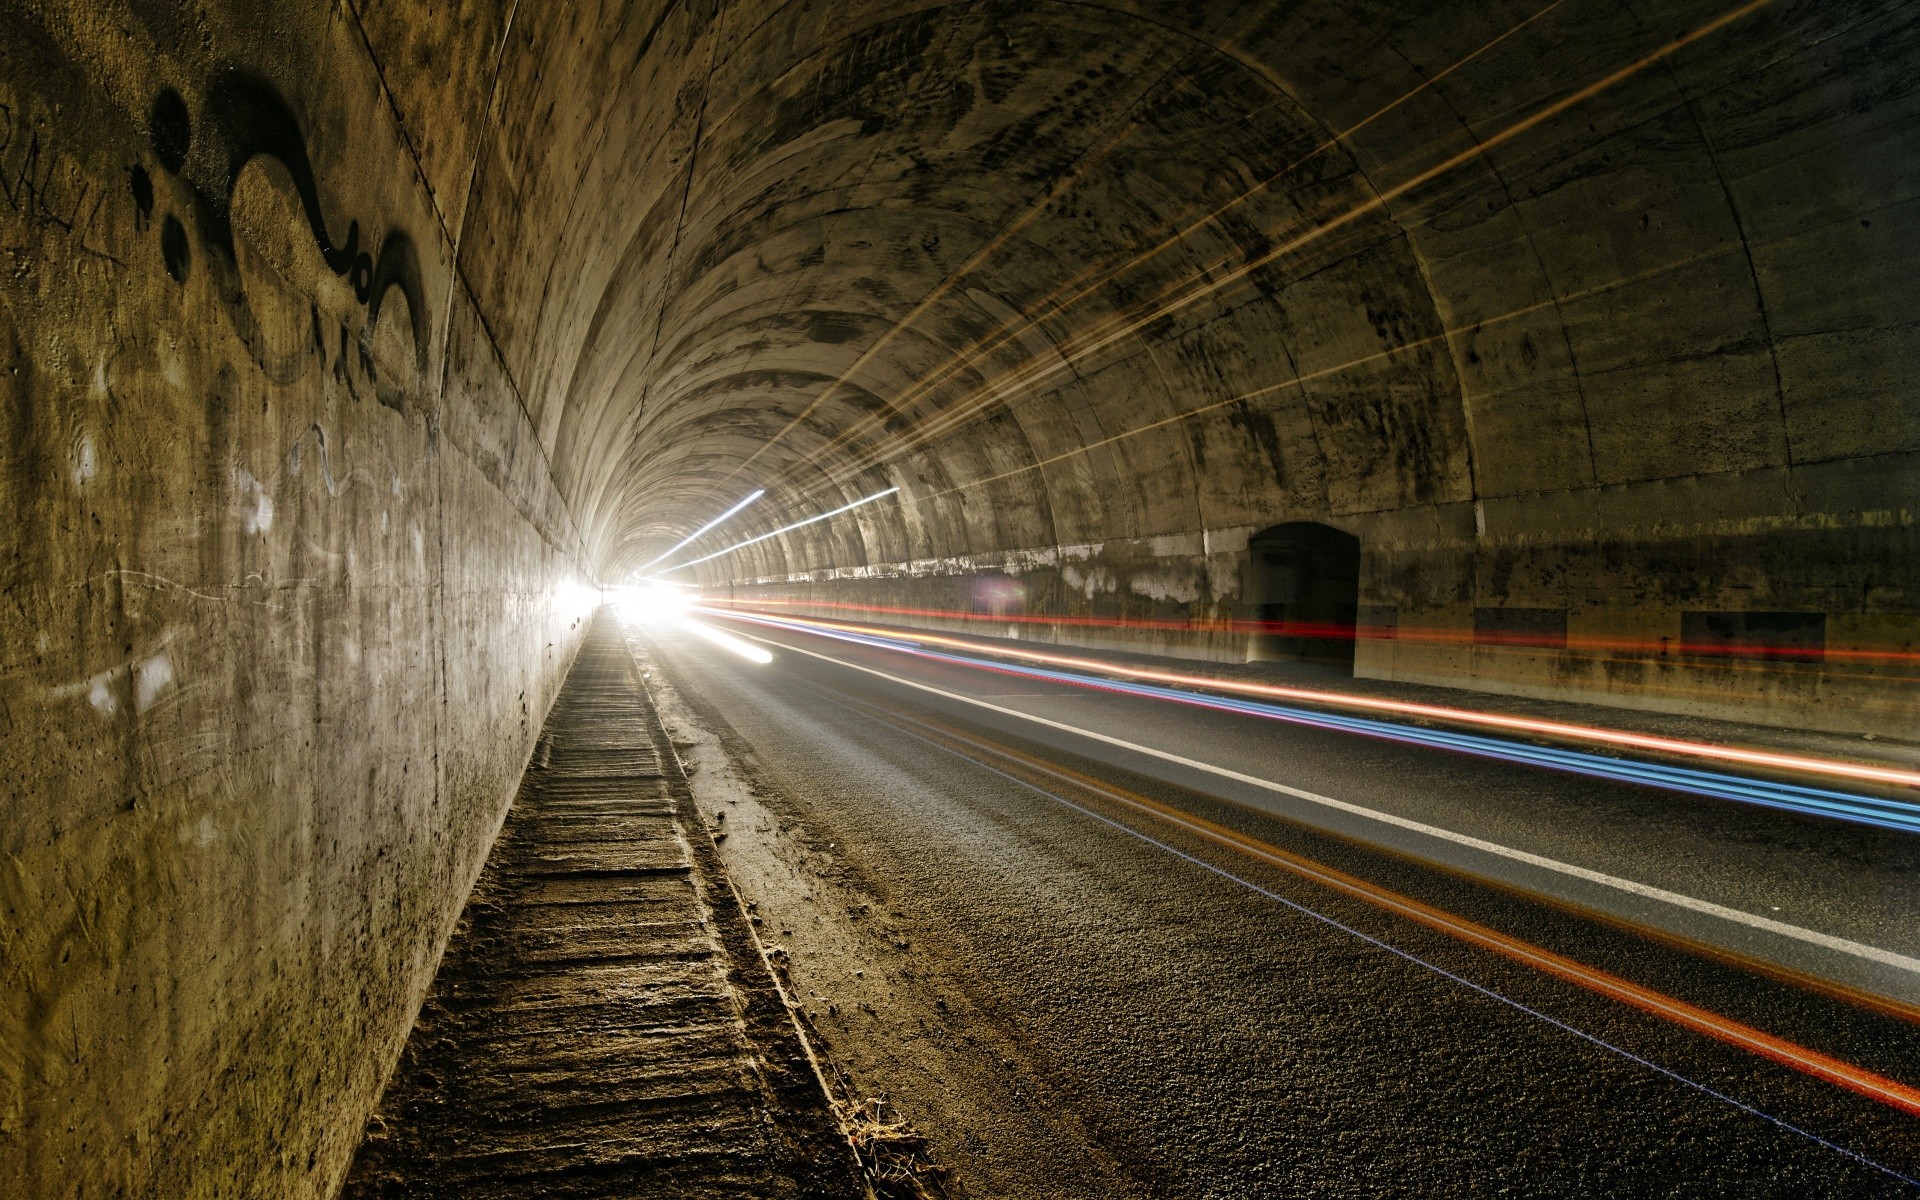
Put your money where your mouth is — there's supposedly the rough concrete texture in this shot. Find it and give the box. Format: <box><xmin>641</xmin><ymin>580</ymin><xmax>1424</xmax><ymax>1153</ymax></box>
<box><xmin>2</xmin><ymin>0</ymin><xmax>1917</xmax><ymax>1194</ymax></box>
<box><xmin>0</xmin><ymin>1</ymin><xmax>593</xmax><ymax>1195</ymax></box>
<box><xmin>343</xmin><ymin>616</ymin><xmax>857</xmax><ymax>1199</ymax></box>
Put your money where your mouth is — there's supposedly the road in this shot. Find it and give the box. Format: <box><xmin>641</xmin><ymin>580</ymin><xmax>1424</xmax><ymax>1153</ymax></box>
<box><xmin>626</xmin><ymin>610</ymin><xmax>1920</xmax><ymax>1198</ymax></box>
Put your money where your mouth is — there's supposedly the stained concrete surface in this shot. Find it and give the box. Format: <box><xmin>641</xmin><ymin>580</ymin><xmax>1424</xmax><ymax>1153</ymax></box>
<box><xmin>0</xmin><ymin>2</ymin><xmax>593</xmax><ymax>1195</ymax></box>
<box><xmin>343</xmin><ymin>615</ymin><xmax>858</xmax><ymax>1199</ymax></box>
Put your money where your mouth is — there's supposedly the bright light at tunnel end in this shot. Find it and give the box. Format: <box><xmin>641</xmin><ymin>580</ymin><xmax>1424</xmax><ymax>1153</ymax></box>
<box><xmin>550</xmin><ymin>578</ymin><xmax>606</xmax><ymax>623</ymax></box>
<box><xmin>608</xmin><ymin>581</ymin><xmax>696</xmax><ymax>625</ymax></box>
<box><xmin>608</xmin><ymin>582</ymin><xmax>774</xmax><ymax>664</ymax></box>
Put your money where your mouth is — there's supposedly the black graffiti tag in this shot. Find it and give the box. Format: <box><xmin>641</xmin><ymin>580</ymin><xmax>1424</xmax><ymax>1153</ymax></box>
<box><xmin>141</xmin><ymin>73</ymin><xmax>427</xmax><ymax>412</ymax></box>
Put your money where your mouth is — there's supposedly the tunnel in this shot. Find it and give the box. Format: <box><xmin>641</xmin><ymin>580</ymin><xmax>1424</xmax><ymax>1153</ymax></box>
<box><xmin>3</xmin><ymin>0</ymin><xmax>1918</xmax><ymax>1195</ymax></box>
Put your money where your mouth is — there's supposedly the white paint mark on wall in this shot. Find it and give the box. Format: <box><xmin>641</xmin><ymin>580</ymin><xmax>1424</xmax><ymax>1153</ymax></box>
<box><xmin>49</xmin><ymin>625</ymin><xmax>188</xmax><ymax>719</ymax></box>
<box><xmin>233</xmin><ymin>467</ymin><xmax>274</xmax><ymax>534</ymax></box>
<box><xmin>72</xmin><ymin>433</ymin><xmax>97</xmax><ymax>485</ymax></box>
<box><xmin>1206</xmin><ymin>553</ymin><xmax>1243</xmax><ymax>602</ymax></box>
<box><xmin>1064</xmin><ymin>564</ymin><xmax>1116</xmax><ymax>599</ymax></box>
<box><xmin>178</xmin><ymin>813</ymin><xmax>219</xmax><ymax>847</ymax></box>
<box><xmin>133</xmin><ymin>652</ymin><xmax>174</xmax><ymax>713</ymax></box>
<box><xmin>1204</xmin><ymin>526</ymin><xmax>1252</xmax><ymax>555</ymax></box>
<box><xmin>1129</xmin><ymin>570</ymin><xmax>1200</xmax><ymax>605</ymax></box>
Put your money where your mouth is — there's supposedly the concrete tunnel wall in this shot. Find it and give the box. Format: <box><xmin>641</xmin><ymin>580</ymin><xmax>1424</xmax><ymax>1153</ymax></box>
<box><xmin>0</xmin><ymin>0</ymin><xmax>1917</xmax><ymax>1195</ymax></box>
<box><xmin>0</xmin><ymin>1</ymin><xmax>596</xmax><ymax>1195</ymax></box>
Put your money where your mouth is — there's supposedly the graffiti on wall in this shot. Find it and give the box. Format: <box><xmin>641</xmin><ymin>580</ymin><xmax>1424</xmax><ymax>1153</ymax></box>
<box><xmin>135</xmin><ymin>70</ymin><xmax>429</xmax><ymax>414</ymax></box>
<box><xmin>0</xmin><ymin>92</ymin><xmax>121</xmax><ymax>265</ymax></box>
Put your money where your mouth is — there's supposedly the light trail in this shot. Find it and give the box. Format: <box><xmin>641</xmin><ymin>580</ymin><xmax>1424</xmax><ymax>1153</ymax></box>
<box><xmin>720</xmin><ymin>102</ymin><xmax>1157</xmax><ymax>488</ymax></box>
<box><xmin>780</xmin><ymin>0</ymin><xmax>1769</xmax><ymax>505</ymax></box>
<box><xmin>703</xmin><ymin>606</ymin><xmax>1920</xmax><ymax>804</ymax></box>
<box><xmin>703</xmin><ymin>596</ymin><xmax>1920</xmax><ymax>667</ymax></box>
<box><xmin>634</xmin><ymin>489</ymin><xmax>764</xmax><ymax>573</ymax></box>
<box><xmin>875</xmin><ymin>0</ymin><xmax>1773</xmax><ymax>469</ymax></box>
<box><xmin>711</xmin><ymin>615</ymin><xmax>1920</xmax><ymax>988</ymax></box>
<box><xmin>767</xmin><ymin>239</ymin><xmax>1744</xmax><ymax>521</ymax></box>
<box><xmin>835</xmin><ymin>693</ymin><xmax>1920</xmax><ymax>1144</ymax></box>
<box><xmin>723</xmin><ymin>0</ymin><xmax>1308</xmax><ymax>491</ymax></box>
<box><xmin>782</xmin><ymin>0</ymin><xmax>1575</xmax><ymax>485</ymax></box>
<box><xmin>651</xmin><ymin>487</ymin><xmax>899</xmax><ymax>575</ymax></box>
<box><xmin>680</xmin><ymin>617</ymin><xmax>775</xmax><ymax>664</ymax></box>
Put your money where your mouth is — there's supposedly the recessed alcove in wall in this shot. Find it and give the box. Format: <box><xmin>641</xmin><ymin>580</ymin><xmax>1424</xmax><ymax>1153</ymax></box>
<box><xmin>1246</xmin><ymin>522</ymin><xmax>1360</xmax><ymax>670</ymax></box>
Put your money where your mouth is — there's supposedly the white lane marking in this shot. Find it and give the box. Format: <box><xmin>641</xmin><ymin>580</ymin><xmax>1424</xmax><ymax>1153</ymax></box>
<box><xmin>738</xmin><ymin>626</ymin><xmax>1920</xmax><ymax>979</ymax></box>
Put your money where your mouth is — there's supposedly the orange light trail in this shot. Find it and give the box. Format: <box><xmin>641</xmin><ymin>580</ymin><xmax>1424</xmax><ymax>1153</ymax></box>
<box><xmin>706</xmin><ymin>596</ymin><xmax>1920</xmax><ymax>667</ymax></box>
<box><xmin>877</xmin><ymin>704</ymin><xmax>1920</xmax><ymax>1120</ymax></box>
<box><xmin>882</xmin><ymin>0</ymin><xmax>1774</xmax><ymax>466</ymax></box>
<box><xmin>783</xmin><ymin>0</ymin><xmax>1574</xmax><ymax>484</ymax></box>
<box><xmin>721</xmin><ymin>0</ymin><xmax>1298</xmax><ymax>489</ymax></box>
<box><xmin>788</xmin><ymin>242</ymin><xmax>1745</xmax><ymax>515</ymax></box>
<box><xmin>700</xmin><ymin>605</ymin><xmax>1920</xmax><ymax>792</ymax></box>
<box><xmin>783</xmin><ymin>0</ymin><xmax>1770</xmax><ymax>504</ymax></box>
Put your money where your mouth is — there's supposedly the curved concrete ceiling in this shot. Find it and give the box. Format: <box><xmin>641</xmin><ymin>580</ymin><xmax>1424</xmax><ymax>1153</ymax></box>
<box><xmin>373</xmin><ymin>0</ymin><xmax>1914</xmax><ymax>585</ymax></box>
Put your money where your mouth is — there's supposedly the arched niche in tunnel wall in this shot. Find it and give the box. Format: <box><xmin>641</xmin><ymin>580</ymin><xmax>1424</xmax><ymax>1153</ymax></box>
<box><xmin>1247</xmin><ymin>522</ymin><xmax>1361</xmax><ymax>670</ymax></box>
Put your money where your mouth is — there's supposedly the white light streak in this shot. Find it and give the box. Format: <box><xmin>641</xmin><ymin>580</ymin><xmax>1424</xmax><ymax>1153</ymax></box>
<box><xmin>681</xmin><ymin>618</ymin><xmax>775</xmax><ymax>663</ymax></box>
<box><xmin>655</xmin><ymin>487</ymin><xmax>899</xmax><ymax>574</ymax></box>
<box><xmin>635</xmin><ymin>489</ymin><xmax>765</xmax><ymax>573</ymax></box>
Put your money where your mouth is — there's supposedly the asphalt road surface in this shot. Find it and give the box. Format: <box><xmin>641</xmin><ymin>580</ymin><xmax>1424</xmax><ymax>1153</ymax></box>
<box><xmin>628</xmin><ymin>613</ymin><xmax>1920</xmax><ymax>1198</ymax></box>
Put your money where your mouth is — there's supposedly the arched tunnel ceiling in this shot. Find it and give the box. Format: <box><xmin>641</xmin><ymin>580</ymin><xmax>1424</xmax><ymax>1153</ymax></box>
<box><xmin>365</xmin><ymin>0</ymin><xmax>1915</xmax><ymax>584</ymax></box>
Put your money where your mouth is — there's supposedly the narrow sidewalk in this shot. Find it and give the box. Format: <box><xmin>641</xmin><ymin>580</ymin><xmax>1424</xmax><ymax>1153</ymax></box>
<box><xmin>342</xmin><ymin>613</ymin><xmax>858</xmax><ymax>1199</ymax></box>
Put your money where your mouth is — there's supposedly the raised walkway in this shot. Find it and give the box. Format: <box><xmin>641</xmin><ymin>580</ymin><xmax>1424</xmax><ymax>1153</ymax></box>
<box><xmin>341</xmin><ymin>614</ymin><xmax>859</xmax><ymax>1199</ymax></box>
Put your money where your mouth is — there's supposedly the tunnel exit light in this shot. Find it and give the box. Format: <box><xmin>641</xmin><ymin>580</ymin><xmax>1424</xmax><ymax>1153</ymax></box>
<box><xmin>608</xmin><ymin>582</ymin><xmax>696</xmax><ymax>624</ymax></box>
<box><xmin>550</xmin><ymin>578</ymin><xmax>605</xmax><ymax>623</ymax></box>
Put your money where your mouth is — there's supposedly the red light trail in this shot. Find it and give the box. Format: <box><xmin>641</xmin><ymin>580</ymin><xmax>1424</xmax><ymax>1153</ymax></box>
<box><xmin>698</xmin><ymin>604</ymin><xmax>1920</xmax><ymax>793</ymax></box>
<box><xmin>703</xmin><ymin>597</ymin><xmax>1920</xmax><ymax>667</ymax></box>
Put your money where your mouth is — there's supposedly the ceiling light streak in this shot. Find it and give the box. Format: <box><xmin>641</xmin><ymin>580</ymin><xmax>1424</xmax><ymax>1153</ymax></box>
<box><xmin>703</xmin><ymin>608</ymin><xmax>1920</xmax><ymax>795</ymax></box>
<box><xmin>786</xmin><ymin>0</ymin><xmax>1768</xmax><ymax>503</ymax></box>
<box><xmin>724</xmin><ymin>1</ymin><xmax>1304</xmax><ymax>490</ymax></box>
<box><xmin>634</xmin><ymin>489</ymin><xmax>765</xmax><ymax>573</ymax></box>
<box><xmin>789</xmin><ymin>0</ymin><xmax>1574</xmax><ymax>484</ymax></box>
<box><xmin>902</xmin><ymin>0</ymin><xmax>1773</xmax><ymax>453</ymax></box>
<box><xmin>904</xmin><ymin>245</ymin><xmax>1743</xmax><ymax>505</ymax></box>
<box><xmin>654</xmin><ymin>487</ymin><xmax>899</xmax><ymax>574</ymax></box>
<box><xmin>720</xmin><ymin>118</ymin><xmax>1151</xmax><ymax>488</ymax></box>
